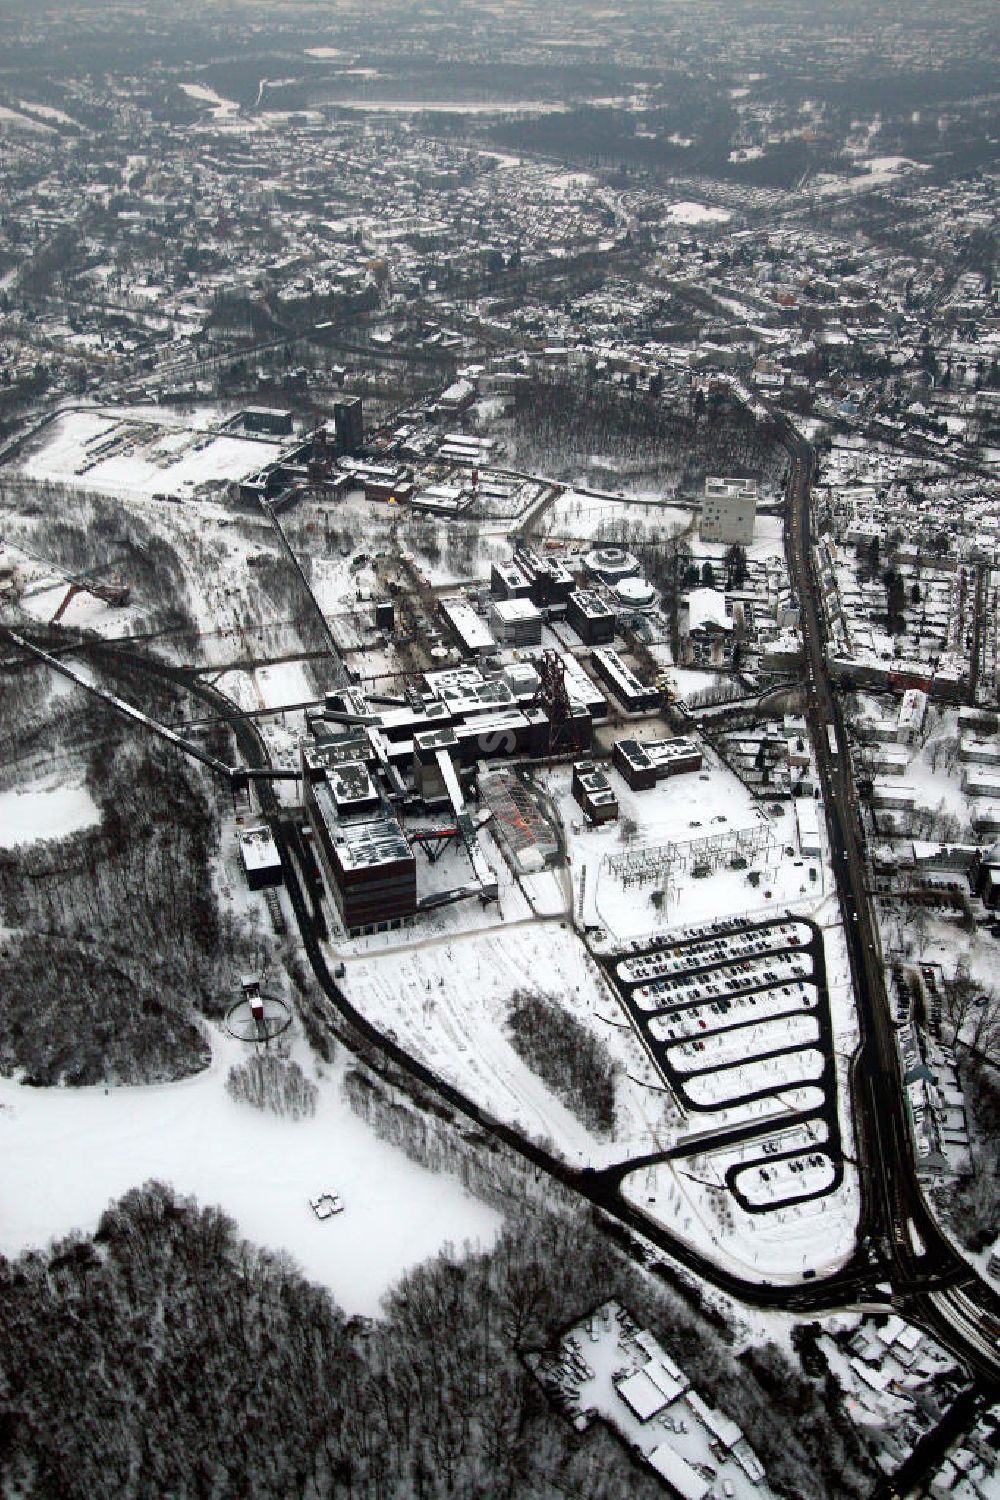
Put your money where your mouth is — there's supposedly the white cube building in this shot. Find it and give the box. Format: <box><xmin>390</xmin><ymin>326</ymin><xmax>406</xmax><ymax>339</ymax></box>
<box><xmin>700</xmin><ymin>476</ymin><xmax>757</xmax><ymax>545</ymax></box>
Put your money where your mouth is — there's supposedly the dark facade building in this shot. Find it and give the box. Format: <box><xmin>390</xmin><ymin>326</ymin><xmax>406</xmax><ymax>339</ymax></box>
<box><xmin>513</xmin><ymin>547</ymin><xmax>575</xmax><ymax>609</ymax></box>
<box><xmin>243</xmin><ymin>406</ymin><xmax>293</xmax><ymax>437</ymax></box>
<box><xmin>305</xmin><ymin>776</ymin><xmax>416</xmax><ymax>935</ymax></box>
<box><xmin>973</xmin><ymin>842</ymin><xmax>1000</xmax><ymax>911</ymax></box>
<box><xmin>491</xmin><ymin>560</ymin><xmax>533</xmax><ymax>600</ymax></box>
<box><xmin>567</xmin><ymin>589</ymin><xmax>616</xmax><ymax>646</ymax></box>
<box><xmin>613</xmin><ymin>736</ymin><xmax>703</xmax><ymax>791</ymax></box>
<box><xmin>571</xmin><ymin>761</ymin><xmax>619</xmax><ymax>824</ymax></box>
<box><xmin>238</xmin><ymin>825</ymin><xmax>284</xmax><ymax>890</ymax></box>
<box><xmin>333</xmin><ymin>396</ymin><xmax>364</xmax><ymax>456</ymax></box>
<box><xmin>591</xmin><ymin>647</ymin><xmax>659</xmax><ymax>712</ymax></box>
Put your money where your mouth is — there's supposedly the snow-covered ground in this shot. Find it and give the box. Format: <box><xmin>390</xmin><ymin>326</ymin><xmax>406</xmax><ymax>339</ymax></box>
<box><xmin>622</xmin><ymin>1148</ymin><xmax>858</xmax><ymax>1282</ymax></box>
<box><xmin>544</xmin><ymin>749</ymin><xmax>824</xmax><ymax>942</ymax></box>
<box><xmin>344</xmin><ymin>923</ymin><xmax>686</xmax><ymax>1167</ymax></box>
<box><xmin>20</xmin><ymin>408</ymin><xmax>286</xmax><ymax>499</ymax></box>
<box><xmin>666</xmin><ymin>201</ymin><xmax>732</xmax><ymax>225</ymax></box>
<box><xmin>178</xmin><ymin>81</ymin><xmax>241</xmax><ymax>119</ymax></box>
<box><xmin>0</xmin><ymin>1027</ymin><xmax>500</xmax><ymax>1318</ymax></box>
<box><xmin>0</xmin><ymin>782</ymin><xmax>100</xmax><ymax>846</ymax></box>
<box><xmin>542</xmin><ymin>489</ymin><xmax>692</xmax><ymax>541</ymax></box>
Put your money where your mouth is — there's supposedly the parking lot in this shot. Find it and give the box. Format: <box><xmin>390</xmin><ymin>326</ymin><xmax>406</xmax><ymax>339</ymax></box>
<box><xmin>601</xmin><ymin>913</ymin><xmax>843</xmax><ymax>1217</ymax></box>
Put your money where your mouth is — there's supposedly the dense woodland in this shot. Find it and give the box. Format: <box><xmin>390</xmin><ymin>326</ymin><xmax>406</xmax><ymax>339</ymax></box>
<box><xmin>0</xmin><ymin>1180</ymin><xmax>877</xmax><ymax>1500</ymax></box>
<box><xmin>504</xmin><ymin>376</ymin><xmax>787</xmax><ymax>499</ymax></box>
<box><xmin>0</xmin><ymin>933</ymin><xmax>209</xmax><ymax>1087</ymax></box>
<box><xmin>0</xmin><ymin>677</ymin><xmax>250</xmax><ymax>1085</ymax></box>
<box><xmin>506</xmin><ymin>988</ymin><xmax>618</xmax><ymax>1136</ymax></box>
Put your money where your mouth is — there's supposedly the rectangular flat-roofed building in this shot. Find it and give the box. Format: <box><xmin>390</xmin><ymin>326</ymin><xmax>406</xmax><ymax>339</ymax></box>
<box><xmin>326</xmin><ymin>761</ymin><xmax>381</xmax><ymax>819</ymax></box>
<box><xmin>700</xmin><ymin>475</ymin><xmax>757</xmax><ymax>545</ymax></box>
<box><xmin>591</xmin><ymin>647</ymin><xmax>659</xmax><ymax>712</ymax></box>
<box><xmin>572</xmin><ymin>760</ymin><xmax>619</xmax><ymax>823</ymax></box>
<box><xmin>306</xmin><ymin>778</ymin><xmax>416</xmax><ymax>935</ymax></box>
<box><xmin>489</xmin><ymin>597</ymin><xmax>543</xmax><ymax>647</ymax></box>
<box><xmin>795</xmin><ymin>795</ymin><xmax>821</xmax><ymax>857</ymax></box>
<box><xmin>490</xmin><ymin>560</ymin><xmax>533</xmax><ymax>600</ymax></box>
<box><xmin>439</xmin><ymin>596</ymin><xmax>495</xmax><ymax>657</ymax></box>
<box><xmin>238</xmin><ymin>825</ymin><xmax>283</xmax><ymax>890</ymax></box>
<box><xmin>243</xmin><ymin>406</ymin><xmax>293</xmax><ymax>437</ymax></box>
<box><xmin>513</xmin><ymin>548</ymin><xmax>575</xmax><ymax>608</ymax></box>
<box><xmin>567</xmin><ymin>589</ymin><xmax>615</xmax><ymax>645</ymax></box>
<box><xmin>613</xmin><ymin>735</ymin><xmax>702</xmax><ymax>789</ymax></box>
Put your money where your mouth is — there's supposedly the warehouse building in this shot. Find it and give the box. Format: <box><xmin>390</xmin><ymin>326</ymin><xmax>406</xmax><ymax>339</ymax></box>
<box><xmin>794</xmin><ymin>796</ymin><xmax>822</xmax><ymax>858</ymax></box>
<box><xmin>439</xmin><ymin>596</ymin><xmax>495</xmax><ymax>657</ymax></box>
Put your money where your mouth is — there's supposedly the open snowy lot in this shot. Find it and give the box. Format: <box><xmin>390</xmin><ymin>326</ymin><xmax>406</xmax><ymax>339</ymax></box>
<box><xmin>0</xmin><ymin>1027</ymin><xmax>500</xmax><ymax>1318</ymax></box>
<box><xmin>20</xmin><ymin>407</ymin><xmax>286</xmax><ymax>499</ymax></box>
<box><xmin>620</xmin><ymin>1148</ymin><xmax>858</xmax><ymax>1281</ymax></box>
<box><xmin>344</xmin><ymin>924</ymin><xmax>683</xmax><ymax>1167</ymax></box>
<box><xmin>0</xmin><ymin>782</ymin><xmax>100</xmax><ymax>846</ymax></box>
<box><xmin>541</xmin><ymin>488</ymin><xmax>692</xmax><ymax>541</ymax></box>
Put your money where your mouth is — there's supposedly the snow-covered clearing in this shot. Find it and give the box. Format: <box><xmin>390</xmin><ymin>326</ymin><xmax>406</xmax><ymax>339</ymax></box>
<box><xmin>179</xmin><ymin>82</ymin><xmax>240</xmax><ymax>118</ymax></box>
<box><xmin>542</xmin><ymin>489</ymin><xmax>691</xmax><ymax>541</ymax></box>
<box><xmin>0</xmin><ymin>104</ymin><xmax>55</xmax><ymax>135</ymax></box>
<box><xmin>17</xmin><ymin>100</ymin><xmax>77</xmax><ymax>126</ymax></box>
<box><xmin>666</xmin><ymin>201</ymin><xmax>732</xmax><ymax>225</ymax></box>
<box><xmin>255</xmin><ymin>660</ymin><xmax>317</xmax><ymax>710</ymax></box>
<box><xmin>0</xmin><ymin>1028</ymin><xmax>500</xmax><ymax>1318</ymax></box>
<box><xmin>0</xmin><ymin>782</ymin><xmax>100</xmax><ymax>846</ymax></box>
<box><xmin>21</xmin><ymin>409</ymin><xmax>285</xmax><ymax>498</ymax></box>
<box><xmin>344</xmin><ymin>924</ymin><xmax>681</xmax><ymax>1166</ymax></box>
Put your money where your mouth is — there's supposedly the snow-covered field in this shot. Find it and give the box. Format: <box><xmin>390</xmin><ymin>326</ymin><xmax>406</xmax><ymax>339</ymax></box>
<box><xmin>344</xmin><ymin>924</ymin><xmax>681</xmax><ymax>1167</ymax></box>
<box><xmin>0</xmin><ymin>782</ymin><xmax>100</xmax><ymax>846</ymax></box>
<box><xmin>0</xmin><ymin>1028</ymin><xmax>500</xmax><ymax>1317</ymax></box>
<box><xmin>21</xmin><ymin>408</ymin><xmax>286</xmax><ymax>499</ymax></box>
<box><xmin>542</xmin><ymin>489</ymin><xmax>692</xmax><ymax>541</ymax></box>
<box><xmin>666</xmin><ymin>201</ymin><xmax>732</xmax><ymax>225</ymax></box>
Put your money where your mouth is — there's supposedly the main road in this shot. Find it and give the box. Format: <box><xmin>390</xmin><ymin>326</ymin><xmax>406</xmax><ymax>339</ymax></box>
<box><xmin>780</xmin><ymin>417</ymin><xmax>1000</xmax><ymax>1381</ymax></box>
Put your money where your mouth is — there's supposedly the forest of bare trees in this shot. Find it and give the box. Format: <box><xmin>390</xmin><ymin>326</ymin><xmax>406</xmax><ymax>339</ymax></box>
<box><xmin>502</xmin><ymin>375</ymin><xmax>787</xmax><ymax>499</ymax></box>
<box><xmin>505</xmin><ymin>989</ymin><xmax>618</xmax><ymax>1135</ymax></box>
<box><xmin>0</xmin><ymin>1179</ymin><xmax>878</xmax><ymax>1500</ymax></box>
<box><xmin>0</xmin><ymin>674</ymin><xmax>254</xmax><ymax>1085</ymax></box>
